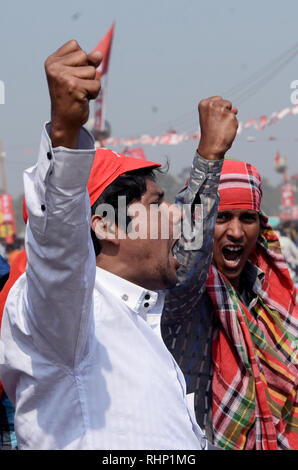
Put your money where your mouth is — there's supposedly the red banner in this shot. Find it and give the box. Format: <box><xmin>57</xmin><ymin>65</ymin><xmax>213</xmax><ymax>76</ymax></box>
<box><xmin>281</xmin><ymin>182</ymin><xmax>295</xmax><ymax>208</ymax></box>
<box><xmin>292</xmin><ymin>205</ymin><xmax>298</xmax><ymax>220</ymax></box>
<box><xmin>0</xmin><ymin>194</ymin><xmax>17</xmax><ymax>242</ymax></box>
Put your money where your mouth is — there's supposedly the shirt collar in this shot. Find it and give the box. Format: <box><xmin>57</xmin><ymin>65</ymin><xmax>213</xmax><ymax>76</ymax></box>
<box><xmin>95</xmin><ymin>266</ymin><xmax>165</xmax><ymax>320</ymax></box>
<box><xmin>243</xmin><ymin>260</ymin><xmax>265</xmax><ymax>294</ymax></box>
<box><xmin>239</xmin><ymin>261</ymin><xmax>265</xmax><ymax>312</ymax></box>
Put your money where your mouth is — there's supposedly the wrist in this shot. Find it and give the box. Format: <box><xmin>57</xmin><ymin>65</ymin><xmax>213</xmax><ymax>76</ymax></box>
<box><xmin>50</xmin><ymin>121</ymin><xmax>81</xmax><ymax>149</ymax></box>
<box><xmin>197</xmin><ymin>145</ymin><xmax>225</xmax><ymax>161</ymax></box>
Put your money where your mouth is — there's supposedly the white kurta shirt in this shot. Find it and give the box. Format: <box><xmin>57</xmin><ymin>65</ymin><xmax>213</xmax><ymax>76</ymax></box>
<box><xmin>0</xmin><ymin>125</ymin><xmax>207</xmax><ymax>450</ymax></box>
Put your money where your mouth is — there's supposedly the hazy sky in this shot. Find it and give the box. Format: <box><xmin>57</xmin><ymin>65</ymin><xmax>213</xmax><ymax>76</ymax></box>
<box><xmin>0</xmin><ymin>0</ymin><xmax>298</xmax><ymax>197</ymax></box>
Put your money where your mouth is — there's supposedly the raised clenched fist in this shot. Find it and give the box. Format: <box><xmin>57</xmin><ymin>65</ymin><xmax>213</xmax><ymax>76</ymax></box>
<box><xmin>197</xmin><ymin>96</ymin><xmax>238</xmax><ymax>161</ymax></box>
<box><xmin>45</xmin><ymin>40</ymin><xmax>102</xmax><ymax>148</ymax></box>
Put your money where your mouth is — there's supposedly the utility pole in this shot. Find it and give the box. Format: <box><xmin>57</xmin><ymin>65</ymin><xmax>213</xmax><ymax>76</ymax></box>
<box><xmin>0</xmin><ymin>139</ymin><xmax>7</xmax><ymax>194</ymax></box>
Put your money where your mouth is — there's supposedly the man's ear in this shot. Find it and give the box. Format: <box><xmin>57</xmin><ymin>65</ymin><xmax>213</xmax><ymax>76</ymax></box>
<box><xmin>91</xmin><ymin>214</ymin><xmax>120</xmax><ymax>246</ymax></box>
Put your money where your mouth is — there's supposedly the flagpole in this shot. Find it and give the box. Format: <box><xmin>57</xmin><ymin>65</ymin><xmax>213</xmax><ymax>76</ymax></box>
<box><xmin>92</xmin><ymin>22</ymin><xmax>115</xmax><ymax>145</ymax></box>
<box><xmin>100</xmin><ymin>76</ymin><xmax>106</xmax><ymax>132</ymax></box>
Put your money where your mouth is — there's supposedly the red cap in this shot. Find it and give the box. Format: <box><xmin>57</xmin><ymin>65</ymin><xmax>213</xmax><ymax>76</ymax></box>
<box><xmin>23</xmin><ymin>148</ymin><xmax>161</xmax><ymax>222</ymax></box>
<box><xmin>87</xmin><ymin>147</ymin><xmax>161</xmax><ymax>207</ymax></box>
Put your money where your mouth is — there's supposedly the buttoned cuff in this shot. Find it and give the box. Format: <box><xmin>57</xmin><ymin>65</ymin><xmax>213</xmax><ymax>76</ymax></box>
<box><xmin>41</xmin><ymin>122</ymin><xmax>96</xmax><ymax>190</ymax></box>
<box><xmin>178</xmin><ymin>153</ymin><xmax>223</xmax><ymax>204</ymax></box>
<box><xmin>23</xmin><ymin>123</ymin><xmax>96</xmax><ymax>231</ymax></box>
<box><xmin>195</xmin><ymin>152</ymin><xmax>224</xmax><ymax>175</ymax></box>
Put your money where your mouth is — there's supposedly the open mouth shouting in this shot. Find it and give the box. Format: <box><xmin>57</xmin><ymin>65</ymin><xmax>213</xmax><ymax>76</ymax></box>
<box><xmin>213</xmin><ymin>209</ymin><xmax>260</xmax><ymax>289</ymax></box>
<box><xmin>221</xmin><ymin>245</ymin><xmax>244</xmax><ymax>269</ymax></box>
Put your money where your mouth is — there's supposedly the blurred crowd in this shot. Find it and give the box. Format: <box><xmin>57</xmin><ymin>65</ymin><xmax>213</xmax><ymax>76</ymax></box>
<box><xmin>275</xmin><ymin>221</ymin><xmax>298</xmax><ymax>287</ymax></box>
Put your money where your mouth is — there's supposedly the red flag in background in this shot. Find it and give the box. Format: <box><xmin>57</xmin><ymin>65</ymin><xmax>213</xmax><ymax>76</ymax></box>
<box><xmin>274</xmin><ymin>150</ymin><xmax>281</xmax><ymax>167</ymax></box>
<box><xmin>259</xmin><ymin>115</ymin><xmax>267</xmax><ymax>130</ymax></box>
<box><xmin>93</xmin><ymin>23</ymin><xmax>115</xmax><ymax>132</ymax></box>
<box><xmin>281</xmin><ymin>182</ymin><xmax>295</xmax><ymax>208</ymax></box>
<box><xmin>123</xmin><ymin>147</ymin><xmax>147</xmax><ymax>161</ymax></box>
<box><xmin>274</xmin><ymin>150</ymin><xmax>287</xmax><ymax>175</ymax></box>
<box><xmin>92</xmin><ymin>22</ymin><xmax>115</xmax><ymax>76</ymax></box>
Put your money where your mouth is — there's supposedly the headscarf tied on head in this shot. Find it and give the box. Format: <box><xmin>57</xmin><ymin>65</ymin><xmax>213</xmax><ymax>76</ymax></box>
<box><xmin>217</xmin><ymin>159</ymin><xmax>262</xmax><ymax>212</ymax></box>
<box><xmin>206</xmin><ymin>159</ymin><xmax>298</xmax><ymax>450</ymax></box>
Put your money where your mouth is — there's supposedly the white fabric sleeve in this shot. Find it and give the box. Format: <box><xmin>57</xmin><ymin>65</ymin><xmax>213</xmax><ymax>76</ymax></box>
<box><xmin>23</xmin><ymin>123</ymin><xmax>96</xmax><ymax>367</ymax></box>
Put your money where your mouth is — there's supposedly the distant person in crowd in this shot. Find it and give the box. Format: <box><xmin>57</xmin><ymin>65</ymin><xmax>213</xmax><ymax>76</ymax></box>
<box><xmin>6</xmin><ymin>240</ymin><xmax>22</xmax><ymax>266</ymax></box>
<box><xmin>283</xmin><ymin>220</ymin><xmax>298</xmax><ymax>246</ymax></box>
<box><xmin>0</xmin><ymin>40</ymin><xmax>238</xmax><ymax>450</ymax></box>
<box><xmin>0</xmin><ymin>243</ymin><xmax>6</xmax><ymax>260</ymax></box>
<box><xmin>0</xmin><ymin>254</ymin><xmax>16</xmax><ymax>449</ymax></box>
<box><xmin>0</xmin><ymin>256</ymin><xmax>9</xmax><ymax>291</ymax></box>
<box><xmin>162</xmin><ymin>159</ymin><xmax>298</xmax><ymax>450</ymax></box>
<box><xmin>275</xmin><ymin>227</ymin><xmax>298</xmax><ymax>282</ymax></box>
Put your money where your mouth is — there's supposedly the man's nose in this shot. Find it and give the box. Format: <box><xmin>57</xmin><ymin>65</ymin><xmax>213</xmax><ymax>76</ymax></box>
<box><xmin>226</xmin><ymin>218</ymin><xmax>244</xmax><ymax>240</ymax></box>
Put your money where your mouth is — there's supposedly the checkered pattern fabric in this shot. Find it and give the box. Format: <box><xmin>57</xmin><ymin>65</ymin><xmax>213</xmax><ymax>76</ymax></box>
<box><xmin>218</xmin><ymin>160</ymin><xmax>262</xmax><ymax>212</ymax></box>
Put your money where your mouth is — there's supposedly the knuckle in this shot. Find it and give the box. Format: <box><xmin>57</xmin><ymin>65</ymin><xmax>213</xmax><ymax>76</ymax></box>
<box><xmin>69</xmin><ymin>39</ymin><xmax>80</xmax><ymax>49</ymax></box>
<box><xmin>45</xmin><ymin>61</ymin><xmax>58</xmax><ymax>77</ymax></box>
<box><xmin>57</xmin><ymin>71</ymin><xmax>77</xmax><ymax>93</ymax></box>
<box><xmin>66</xmin><ymin>76</ymin><xmax>78</xmax><ymax>93</ymax></box>
<box><xmin>44</xmin><ymin>57</ymin><xmax>50</xmax><ymax>69</ymax></box>
<box><xmin>79</xmin><ymin>50</ymin><xmax>88</xmax><ymax>64</ymax></box>
<box><xmin>88</xmin><ymin>66</ymin><xmax>97</xmax><ymax>78</ymax></box>
<box><xmin>198</xmin><ymin>99</ymin><xmax>207</xmax><ymax>110</ymax></box>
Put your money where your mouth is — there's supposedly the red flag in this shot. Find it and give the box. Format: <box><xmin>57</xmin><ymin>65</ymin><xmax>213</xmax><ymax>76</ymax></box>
<box><xmin>274</xmin><ymin>150</ymin><xmax>280</xmax><ymax>166</ymax></box>
<box><xmin>123</xmin><ymin>147</ymin><xmax>147</xmax><ymax>161</ymax></box>
<box><xmin>92</xmin><ymin>22</ymin><xmax>115</xmax><ymax>76</ymax></box>
<box><xmin>92</xmin><ymin>23</ymin><xmax>115</xmax><ymax>133</ymax></box>
<box><xmin>281</xmin><ymin>182</ymin><xmax>295</xmax><ymax>208</ymax></box>
<box><xmin>259</xmin><ymin>115</ymin><xmax>267</xmax><ymax>130</ymax></box>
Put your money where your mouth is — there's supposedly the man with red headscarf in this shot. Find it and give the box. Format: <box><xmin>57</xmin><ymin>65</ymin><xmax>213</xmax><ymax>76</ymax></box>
<box><xmin>162</xmin><ymin>159</ymin><xmax>298</xmax><ymax>450</ymax></box>
<box><xmin>0</xmin><ymin>40</ymin><xmax>238</xmax><ymax>450</ymax></box>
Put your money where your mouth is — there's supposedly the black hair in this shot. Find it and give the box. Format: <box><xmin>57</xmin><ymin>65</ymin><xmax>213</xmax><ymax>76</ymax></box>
<box><xmin>91</xmin><ymin>167</ymin><xmax>158</xmax><ymax>256</ymax></box>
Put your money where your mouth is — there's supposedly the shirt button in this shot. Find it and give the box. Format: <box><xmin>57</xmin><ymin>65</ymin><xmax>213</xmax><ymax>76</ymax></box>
<box><xmin>144</xmin><ymin>302</ymin><xmax>149</xmax><ymax>308</ymax></box>
<box><xmin>41</xmin><ymin>204</ymin><xmax>46</xmax><ymax>211</ymax></box>
<box><xmin>122</xmin><ymin>294</ymin><xmax>128</xmax><ymax>301</ymax></box>
<box><xmin>144</xmin><ymin>294</ymin><xmax>150</xmax><ymax>300</ymax></box>
<box><xmin>47</xmin><ymin>152</ymin><xmax>52</xmax><ymax>160</ymax></box>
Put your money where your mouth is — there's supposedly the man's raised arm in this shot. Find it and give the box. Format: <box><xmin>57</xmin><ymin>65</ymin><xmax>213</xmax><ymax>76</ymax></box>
<box><xmin>24</xmin><ymin>41</ymin><xmax>101</xmax><ymax>366</ymax></box>
<box><xmin>163</xmin><ymin>97</ymin><xmax>238</xmax><ymax>323</ymax></box>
